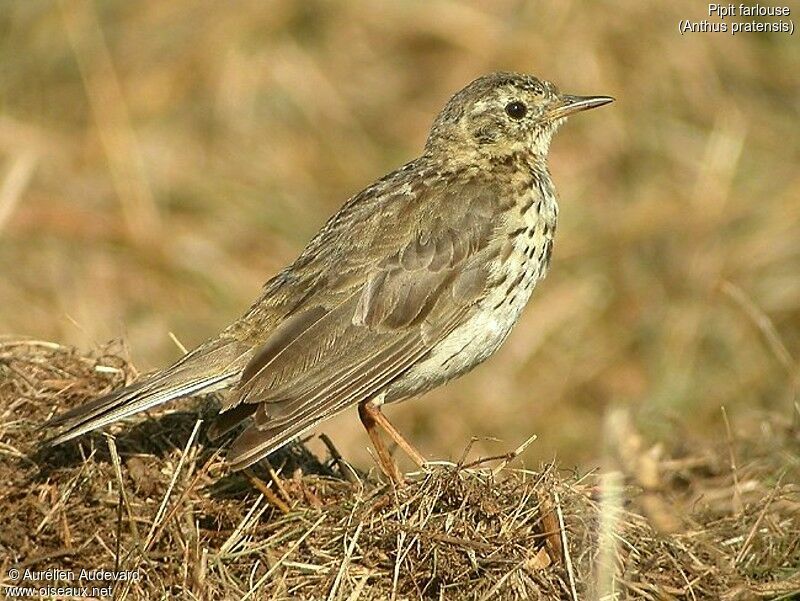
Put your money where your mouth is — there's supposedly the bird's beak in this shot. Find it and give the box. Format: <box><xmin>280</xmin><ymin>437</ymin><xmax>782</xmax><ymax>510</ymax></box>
<box><xmin>547</xmin><ymin>95</ymin><xmax>615</xmax><ymax>120</ymax></box>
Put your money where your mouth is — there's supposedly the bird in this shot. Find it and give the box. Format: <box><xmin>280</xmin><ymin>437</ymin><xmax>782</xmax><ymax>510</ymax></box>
<box><xmin>46</xmin><ymin>72</ymin><xmax>613</xmax><ymax>485</ymax></box>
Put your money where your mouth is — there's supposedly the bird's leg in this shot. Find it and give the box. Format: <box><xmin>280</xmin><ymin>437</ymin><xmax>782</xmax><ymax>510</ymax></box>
<box><xmin>358</xmin><ymin>400</ymin><xmax>426</xmax><ymax>485</ymax></box>
<box><xmin>358</xmin><ymin>401</ymin><xmax>403</xmax><ymax>485</ymax></box>
<box><xmin>367</xmin><ymin>403</ymin><xmax>427</xmax><ymax>467</ymax></box>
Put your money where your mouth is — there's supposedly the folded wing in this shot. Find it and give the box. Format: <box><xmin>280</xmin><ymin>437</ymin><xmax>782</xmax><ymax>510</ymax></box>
<box><xmin>219</xmin><ymin>176</ymin><xmax>504</xmax><ymax>470</ymax></box>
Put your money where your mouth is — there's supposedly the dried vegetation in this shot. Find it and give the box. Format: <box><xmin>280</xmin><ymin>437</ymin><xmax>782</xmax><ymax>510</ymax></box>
<box><xmin>1</xmin><ymin>1</ymin><xmax>799</xmax><ymax>598</ymax></box>
<box><xmin>1</xmin><ymin>340</ymin><xmax>798</xmax><ymax>599</ymax></box>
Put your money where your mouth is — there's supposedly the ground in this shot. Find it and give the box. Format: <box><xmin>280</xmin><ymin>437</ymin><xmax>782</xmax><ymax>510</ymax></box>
<box><xmin>1</xmin><ymin>339</ymin><xmax>798</xmax><ymax>600</ymax></box>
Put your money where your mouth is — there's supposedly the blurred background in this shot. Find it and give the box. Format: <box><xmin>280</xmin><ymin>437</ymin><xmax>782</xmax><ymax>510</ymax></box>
<box><xmin>1</xmin><ymin>1</ymin><xmax>798</xmax><ymax>469</ymax></box>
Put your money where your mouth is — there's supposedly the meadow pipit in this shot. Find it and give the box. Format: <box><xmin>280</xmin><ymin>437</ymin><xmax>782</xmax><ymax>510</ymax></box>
<box><xmin>47</xmin><ymin>72</ymin><xmax>613</xmax><ymax>484</ymax></box>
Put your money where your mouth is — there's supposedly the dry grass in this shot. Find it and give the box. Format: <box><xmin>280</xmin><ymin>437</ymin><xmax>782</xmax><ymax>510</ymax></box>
<box><xmin>1</xmin><ymin>340</ymin><xmax>798</xmax><ymax>600</ymax></box>
<box><xmin>1</xmin><ymin>3</ymin><xmax>799</xmax><ymax>598</ymax></box>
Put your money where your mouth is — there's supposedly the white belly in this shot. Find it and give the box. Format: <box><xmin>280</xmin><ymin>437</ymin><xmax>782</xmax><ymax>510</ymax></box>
<box><xmin>386</xmin><ymin>214</ymin><xmax>555</xmax><ymax>401</ymax></box>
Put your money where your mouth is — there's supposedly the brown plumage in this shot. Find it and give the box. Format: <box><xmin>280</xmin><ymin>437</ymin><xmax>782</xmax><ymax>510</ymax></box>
<box><xmin>46</xmin><ymin>72</ymin><xmax>613</xmax><ymax>484</ymax></box>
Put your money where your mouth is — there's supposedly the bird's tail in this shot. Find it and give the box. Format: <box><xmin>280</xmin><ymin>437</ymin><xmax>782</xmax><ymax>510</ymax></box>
<box><xmin>45</xmin><ymin>338</ymin><xmax>250</xmax><ymax>446</ymax></box>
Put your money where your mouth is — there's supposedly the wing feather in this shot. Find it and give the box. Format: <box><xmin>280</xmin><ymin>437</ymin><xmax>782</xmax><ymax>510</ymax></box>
<box><xmin>211</xmin><ymin>173</ymin><xmax>507</xmax><ymax>467</ymax></box>
<box><xmin>227</xmin><ymin>303</ymin><xmax>470</xmax><ymax>470</ymax></box>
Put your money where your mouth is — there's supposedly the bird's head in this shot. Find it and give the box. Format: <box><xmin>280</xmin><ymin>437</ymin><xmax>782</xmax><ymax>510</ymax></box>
<box><xmin>426</xmin><ymin>72</ymin><xmax>613</xmax><ymax>161</ymax></box>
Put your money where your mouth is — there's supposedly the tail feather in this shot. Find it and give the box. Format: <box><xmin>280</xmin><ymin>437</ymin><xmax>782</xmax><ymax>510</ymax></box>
<box><xmin>205</xmin><ymin>402</ymin><xmax>257</xmax><ymax>441</ymax></box>
<box><xmin>46</xmin><ymin>340</ymin><xmax>248</xmax><ymax>446</ymax></box>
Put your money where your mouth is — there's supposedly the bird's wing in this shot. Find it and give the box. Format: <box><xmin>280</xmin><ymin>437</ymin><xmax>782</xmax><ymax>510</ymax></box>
<box><xmin>219</xmin><ymin>171</ymin><xmax>512</xmax><ymax>469</ymax></box>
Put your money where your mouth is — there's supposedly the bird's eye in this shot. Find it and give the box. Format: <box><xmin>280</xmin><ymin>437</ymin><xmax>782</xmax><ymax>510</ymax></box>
<box><xmin>504</xmin><ymin>101</ymin><xmax>528</xmax><ymax>120</ymax></box>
